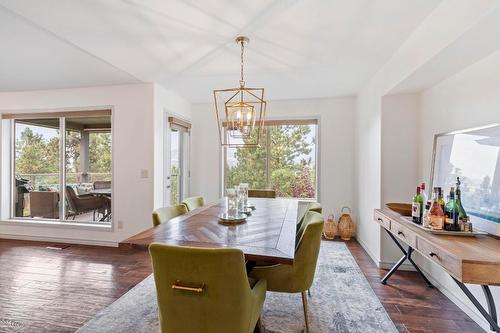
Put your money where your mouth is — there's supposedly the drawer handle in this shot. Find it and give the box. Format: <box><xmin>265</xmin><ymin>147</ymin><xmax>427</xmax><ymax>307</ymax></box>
<box><xmin>397</xmin><ymin>231</ymin><xmax>405</xmax><ymax>237</ymax></box>
<box><xmin>429</xmin><ymin>252</ymin><xmax>439</xmax><ymax>259</ymax></box>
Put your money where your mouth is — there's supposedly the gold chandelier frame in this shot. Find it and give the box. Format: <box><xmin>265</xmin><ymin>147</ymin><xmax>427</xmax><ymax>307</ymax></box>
<box><xmin>213</xmin><ymin>36</ymin><xmax>267</xmax><ymax>148</ymax></box>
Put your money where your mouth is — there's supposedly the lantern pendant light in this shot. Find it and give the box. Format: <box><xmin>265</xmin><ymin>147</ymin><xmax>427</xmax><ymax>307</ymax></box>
<box><xmin>213</xmin><ymin>36</ymin><xmax>267</xmax><ymax>147</ymax></box>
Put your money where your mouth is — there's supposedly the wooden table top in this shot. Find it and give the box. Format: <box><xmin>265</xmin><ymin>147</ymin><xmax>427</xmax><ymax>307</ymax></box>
<box><xmin>120</xmin><ymin>198</ymin><xmax>299</xmax><ymax>264</ymax></box>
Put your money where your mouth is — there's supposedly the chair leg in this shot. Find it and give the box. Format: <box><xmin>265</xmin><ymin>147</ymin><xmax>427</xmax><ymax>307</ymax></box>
<box><xmin>307</xmin><ymin>289</ymin><xmax>311</xmax><ymax>297</ymax></box>
<box><xmin>301</xmin><ymin>291</ymin><xmax>309</xmax><ymax>333</ymax></box>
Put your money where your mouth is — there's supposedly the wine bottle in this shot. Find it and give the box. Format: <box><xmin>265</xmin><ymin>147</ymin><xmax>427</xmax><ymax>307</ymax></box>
<box><xmin>429</xmin><ymin>188</ymin><xmax>444</xmax><ymax>230</ymax></box>
<box><xmin>437</xmin><ymin>187</ymin><xmax>446</xmax><ymax>226</ymax></box>
<box><xmin>423</xmin><ymin>201</ymin><xmax>432</xmax><ymax>228</ymax></box>
<box><xmin>412</xmin><ymin>186</ymin><xmax>424</xmax><ymax>224</ymax></box>
<box><xmin>420</xmin><ymin>183</ymin><xmax>428</xmax><ymax>205</ymax></box>
<box><xmin>455</xmin><ymin>177</ymin><xmax>468</xmax><ymax>225</ymax></box>
<box><xmin>437</xmin><ymin>187</ymin><xmax>445</xmax><ymax>212</ymax></box>
<box><xmin>444</xmin><ymin>187</ymin><xmax>459</xmax><ymax>231</ymax></box>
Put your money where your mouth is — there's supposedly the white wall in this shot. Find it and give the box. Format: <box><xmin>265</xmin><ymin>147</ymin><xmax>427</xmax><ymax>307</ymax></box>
<box><xmin>0</xmin><ymin>83</ymin><xmax>188</xmax><ymax>246</ymax></box>
<box><xmin>380</xmin><ymin>94</ymin><xmax>419</xmax><ymax>265</ymax></box>
<box><xmin>355</xmin><ymin>0</ymin><xmax>500</xmax><ymax>267</ymax></box>
<box><xmin>190</xmin><ymin>97</ymin><xmax>356</xmax><ymax>219</ymax></box>
<box><xmin>354</xmin><ymin>3</ymin><xmax>500</xmax><ymax>330</ymax></box>
<box><xmin>153</xmin><ymin>83</ymin><xmax>191</xmax><ymax>209</ymax></box>
<box><xmin>415</xmin><ymin>50</ymin><xmax>500</xmax><ymax>331</ymax></box>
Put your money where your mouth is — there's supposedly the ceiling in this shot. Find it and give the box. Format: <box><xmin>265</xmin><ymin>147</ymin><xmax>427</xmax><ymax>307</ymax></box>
<box><xmin>0</xmin><ymin>0</ymin><xmax>440</xmax><ymax>102</ymax></box>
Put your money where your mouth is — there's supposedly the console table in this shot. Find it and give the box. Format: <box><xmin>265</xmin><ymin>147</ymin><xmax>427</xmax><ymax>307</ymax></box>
<box><xmin>374</xmin><ymin>209</ymin><xmax>500</xmax><ymax>332</ymax></box>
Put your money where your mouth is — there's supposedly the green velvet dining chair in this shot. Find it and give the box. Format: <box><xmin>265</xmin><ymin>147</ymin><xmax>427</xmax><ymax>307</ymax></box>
<box><xmin>307</xmin><ymin>202</ymin><xmax>322</xmax><ymax>214</ymax></box>
<box><xmin>152</xmin><ymin>204</ymin><xmax>188</xmax><ymax>227</ymax></box>
<box><xmin>249</xmin><ymin>211</ymin><xmax>324</xmax><ymax>333</ymax></box>
<box><xmin>149</xmin><ymin>243</ymin><xmax>267</xmax><ymax>333</ymax></box>
<box><xmin>181</xmin><ymin>196</ymin><xmax>205</xmax><ymax>211</ymax></box>
<box><xmin>296</xmin><ymin>202</ymin><xmax>322</xmax><ymax>239</ymax></box>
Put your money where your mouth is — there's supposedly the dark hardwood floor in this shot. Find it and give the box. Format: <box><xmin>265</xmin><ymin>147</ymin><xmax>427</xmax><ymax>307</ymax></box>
<box><xmin>0</xmin><ymin>239</ymin><xmax>151</xmax><ymax>332</ymax></box>
<box><xmin>345</xmin><ymin>240</ymin><xmax>484</xmax><ymax>333</ymax></box>
<box><xmin>0</xmin><ymin>238</ymin><xmax>484</xmax><ymax>333</ymax></box>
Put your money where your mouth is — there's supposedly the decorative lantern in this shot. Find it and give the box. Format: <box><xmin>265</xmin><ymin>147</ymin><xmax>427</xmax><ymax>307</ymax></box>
<box><xmin>322</xmin><ymin>213</ymin><xmax>338</xmax><ymax>240</ymax></box>
<box><xmin>338</xmin><ymin>206</ymin><xmax>355</xmax><ymax>240</ymax></box>
<box><xmin>213</xmin><ymin>36</ymin><xmax>267</xmax><ymax>148</ymax></box>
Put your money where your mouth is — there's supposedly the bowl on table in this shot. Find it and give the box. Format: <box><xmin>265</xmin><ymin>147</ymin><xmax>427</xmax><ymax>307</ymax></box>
<box><xmin>385</xmin><ymin>203</ymin><xmax>412</xmax><ymax>216</ymax></box>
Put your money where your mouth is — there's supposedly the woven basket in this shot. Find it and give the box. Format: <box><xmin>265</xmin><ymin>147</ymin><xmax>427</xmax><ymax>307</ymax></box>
<box><xmin>338</xmin><ymin>206</ymin><xmax>355</xmax><ymax>240</ymax></box>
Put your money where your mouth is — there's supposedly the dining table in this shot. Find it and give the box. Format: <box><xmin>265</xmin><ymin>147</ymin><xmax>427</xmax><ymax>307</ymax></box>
<box><xmin>120</xmin><ymin>198</ymin><xmax>299</xmax><ymax>265</ymax></box>
<box><xmin>90</xmin><ymin>188</ymin><xmax>112</xmax><ymax>221</ymax></box>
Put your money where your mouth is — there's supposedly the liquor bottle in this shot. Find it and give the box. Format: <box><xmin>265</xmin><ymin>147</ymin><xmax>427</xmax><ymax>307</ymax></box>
<box><xmin>429</xmin><ymin>188</ymin><xmax>444</xmax><ymax>230</ymax></box>
<box><xmin>420</xmin><ymin>183</ymin><xmax>428</xmax><ymax>205</ymax></box>
<box><xmin>412</xmin><ymin>186</ymin><xmax>424</xmax><ymax>224</ymax></box>
<box><xmin>437</xmin><ymin>187</ymin><xmax>445</xmax><ymax>212</ymax></box>
<box><xmin>444</xmin><ymin>187</ymin><xmax>459</xmax><ymax>231</ymax></box>
<box><xmin>423</xmin><ymin>201</ymin><xmax>432</xmax><ymax>228</ymax></box>
<box><xmin>455</xmin><ymin>177</ymin><xmax>468</xmax><ymax>225</ymax></box>
<box><xmin>437</xmin><ymin>187</ymin><xmax>446</xmax><ymax>226</ymax></box>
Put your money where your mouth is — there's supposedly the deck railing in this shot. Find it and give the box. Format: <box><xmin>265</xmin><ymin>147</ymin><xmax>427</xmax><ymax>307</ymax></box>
<box><xmin>16</xmin><ymin>172</ymin><xmax>112</xmax><ymax>191</ymax></box>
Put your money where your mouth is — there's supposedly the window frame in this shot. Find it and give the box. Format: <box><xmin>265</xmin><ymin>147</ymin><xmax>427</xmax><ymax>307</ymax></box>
<box><xmin>222</xmin><ymin>118</ymin><xmax>320</xmax><ymax>201</ymax></box>
<box><xmin>7</xmin><ymin>109</ymin><xmax>113</xmax><ymax>225</ymax></box>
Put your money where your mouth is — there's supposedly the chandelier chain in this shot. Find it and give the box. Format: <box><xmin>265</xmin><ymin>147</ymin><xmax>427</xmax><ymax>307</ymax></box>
<box><xmin>240</xmin><ymin>39</ymin><xmax>245</xmax><ymax>87</ymax></box>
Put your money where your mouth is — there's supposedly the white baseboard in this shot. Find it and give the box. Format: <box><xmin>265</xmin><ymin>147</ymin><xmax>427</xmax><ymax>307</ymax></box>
<box><xmin>378</xmin><ymin>260</ymin><xmax>416</xmax><ymax>271</ymax></box>
<box><xmin>0</xmin><ymin>233</ymin><xmax>118</xmax><ymax>247</ymax></box>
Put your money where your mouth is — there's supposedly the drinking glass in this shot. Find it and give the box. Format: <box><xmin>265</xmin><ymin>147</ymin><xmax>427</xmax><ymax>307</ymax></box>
<box><xmin>237</xmin><ymin>185</ymin><xmax>245</xmax><ymax>212</ymax></box>
<box><xmin>226</xmin><ymin>188</ymin><xmax>238</xmax><ymax>217</ymax></box>
<box><xmin>239</xmin><ymin>183</ymin><xmax>249</xmax><ymax>208</ymax></box>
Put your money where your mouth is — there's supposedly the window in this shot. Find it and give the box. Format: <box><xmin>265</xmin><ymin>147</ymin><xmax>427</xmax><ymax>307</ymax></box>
<box><xmin>10</xmin><ymin>111</ymin><xmax>112</xmax><ymax>224</ymax></box>
<box><xmin>224</xmin><ymin>120</ymin><xmax>318</xmax><ymax>199</ymax></box>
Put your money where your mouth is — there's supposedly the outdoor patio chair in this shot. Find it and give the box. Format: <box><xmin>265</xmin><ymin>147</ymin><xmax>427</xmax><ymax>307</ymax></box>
<box><xmin>65</xmin><ymin>186</ymin><xmax>107</xmax><ymax>221</ymax></box>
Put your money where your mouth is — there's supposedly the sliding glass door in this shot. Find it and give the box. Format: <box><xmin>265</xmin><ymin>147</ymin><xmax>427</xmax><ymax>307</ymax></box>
<box><xmin>12</xmin><ymin>112</ymin><xmax>112</xmax><ymax>224</ymax></box>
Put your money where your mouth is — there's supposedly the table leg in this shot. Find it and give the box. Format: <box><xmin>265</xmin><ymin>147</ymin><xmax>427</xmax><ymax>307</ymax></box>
<box><xmin>381</xmin><ymin>229</ymin><xmax>433</xmax><ymax>288</ymax></box>
<box><xmin>453</xmin><ymin>278</ymin><xmax>499</xmax><ymax>332</ymax></box>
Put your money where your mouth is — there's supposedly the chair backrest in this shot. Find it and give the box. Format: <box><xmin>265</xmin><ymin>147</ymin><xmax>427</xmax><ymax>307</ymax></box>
<box><xmin>293</xmin><ymin>211</ymin><xmax>324</xmax><ymax>291</ymax></box>
<box><xmin>152</xmin><ymin>205</ymin><xmax>188</xmax><ymax>227</ymax></box>
<box><xmin>181</xmin><ymin>196</ymin><xmax>205</xmax><ymax>211</ymax></box>
<box><xmin>247</xmin><ymin>189</ymin><xmax>276</xmax><ymax>198</ymax></box>
<box><xmin>65</xmin><ymin>186</ymin><xmax>78</xmax><ymax>213</ymax></box>
<box><xmin>296</xmin><ymin>202</ymin><xmax>322</xmax><ymax>243</ymax></box>
<box><xmin>307</xmin><ymin>202</ymin><xmax>322</xmax><ymax>214</ymax></box>
<box><xmin>93</xmin><ymin>181</ymin><xmax>111</xmax><ymax>190</ymax></box>
<box><xmin>149</xmin><ymin>244</ymin><xmax>257</xmax><ymax>333</ymax></box>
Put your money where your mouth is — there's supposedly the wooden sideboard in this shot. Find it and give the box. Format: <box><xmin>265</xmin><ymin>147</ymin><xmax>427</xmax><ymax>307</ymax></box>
<box><xmin>374</xmin><ymin>208</ymin><xmax>500</xmax><ymax>332</ymax></box>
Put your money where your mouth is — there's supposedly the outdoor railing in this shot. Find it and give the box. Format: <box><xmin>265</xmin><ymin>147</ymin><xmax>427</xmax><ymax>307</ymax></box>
<box><xmin>16</xmin><ymin>172</ymin><xmax>112</xmax><ymax>191</ymax></box>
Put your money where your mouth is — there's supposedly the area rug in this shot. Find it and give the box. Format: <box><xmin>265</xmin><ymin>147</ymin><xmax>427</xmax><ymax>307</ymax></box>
<box><xmin>77</xmin><ymin>242</ymin><xmax>398</xmax><ymax>333</ymax></box>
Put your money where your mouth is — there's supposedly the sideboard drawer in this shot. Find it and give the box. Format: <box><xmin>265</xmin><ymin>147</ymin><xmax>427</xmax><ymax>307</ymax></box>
<box><xmin>417</xmin><ymin>236</ymin><xmax>461</xmax><ymax>278</ymax></box>
<box><xmin>391</xmin><ymin>221</ymin><xmax>416</xmax><ymax>248</ymax></box>
<box><xmin>374</xmin><ymin>211</ymin><xmax>391</xmax><ymax>230</ymax></box>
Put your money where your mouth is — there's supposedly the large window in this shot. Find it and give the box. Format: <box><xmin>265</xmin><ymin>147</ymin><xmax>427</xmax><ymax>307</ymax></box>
<box><xmin>224</xmin><ymin>120</ymin><xmax>318</xmax><ymax>199</ymax></box>
<box><xmin>11</xmin><ymin>111</ymin><xmax>112</xmax><ymax>224</ymax></box>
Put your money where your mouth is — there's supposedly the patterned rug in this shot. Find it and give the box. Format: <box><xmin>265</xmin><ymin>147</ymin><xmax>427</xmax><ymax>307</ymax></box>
<box><xmin>77</xmin><ymin>241</ymin><xmax>397</xmax><ymax>333</ymax></box>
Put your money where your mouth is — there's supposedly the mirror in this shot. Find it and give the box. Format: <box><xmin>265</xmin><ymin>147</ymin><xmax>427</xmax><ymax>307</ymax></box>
<box><xmin>430</xmin><ymin>124</ymin><xmax>500</xmax><ymax>236</ymax></box>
